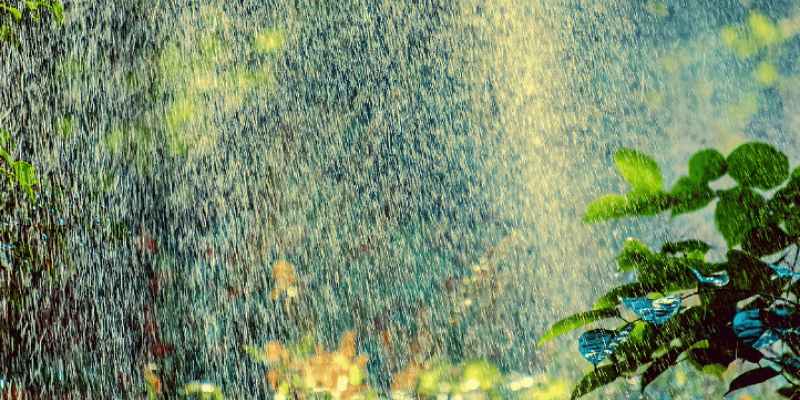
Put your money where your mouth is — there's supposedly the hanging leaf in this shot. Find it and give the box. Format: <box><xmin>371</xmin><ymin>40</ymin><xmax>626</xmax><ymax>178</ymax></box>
<box><xmin>570</xmin><ymin>365</ymin><xmax>620</xmax><ymax>400</ymax></box>
<box><xmin>727</xmin><ymin>142</ymin><xmax>789</xmax><ymax>189</ymax></box>
<box><xmin>691</xmin><ymin>269</ymin><xmax>729</xmax><ymax>287</ymax></box>
<box><xmin>715</xmin><ymin>186</ymin><xmax>766</xmax><ymax>247</ymax></box>
<box><xmin>742</xmin><ymin>224</ymin><xmax>794</xmax><ymax>257</ymax></box>
<box><xmin>689</xmin><ymin>149</ymin><xmax>727</xmax><ymax>182</ymax></box>
<box><xmin>661</xmin><ymin>239</ymin><xmax>711</xmax><ymax>255</ymax></box>
<box><xmin>641</xmin><ymin>347</ymin><xmax>686</xmax><ymax>392</ymax></box>
<box><xmin>725</xmin><ymin>367</ymin><xmax>781</xmax><ymax>396</ymax></box>
<box><xmin>614</xmin><ymin>149</ymin><xmax>663</xmax><ymax>192</ymax></box>
<box><xmin>669</xmin><ymin>176</ymin><xmax>715</xmax><ymax>217</ymax></box>
<box><xmin>0</xmin><ymin>4</ymin><xmax>22</xmax><ymax>20</ymax></box>
<box><xmin>584</xmin><ymin>194</ymin><xmax>627</xmax><ymax>223</ymax></box>
<box><xmin>625</xmin><ymin>189</ymin><xmax>674</xmax><ymax>216</ymax></box>
<box><xmin>621</xmin><ymin>295</ymin><xmax>682</xmax><ymax>325</ymax></box>
<box><xmin>538</xmin><ymin>309</ymin><xmax>621</xmax><ymax>346</ymax></box>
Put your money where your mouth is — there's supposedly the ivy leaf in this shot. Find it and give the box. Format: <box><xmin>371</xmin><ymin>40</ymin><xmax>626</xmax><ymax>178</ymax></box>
<box><xmin>715</xmin><ymin>186</ymin><xmax>766</xmax><ymax>247</ymax></box>
<box><xmin>50</xmin><ymin>1</ymin><xmax>63</xmax><ymax>23</ymax></box>
<box><xmin>0</xmin><ymin>4</ymin><xmax>22</xmax><ymax>20</ymax></box>
<box><xmin>615</xmin><ymin>149</ymin><xmax>663</xmax><ymax>192</ymax></box>
<box><xmin>727</xmin><ymin>142</ymin><xmax>789</xmax><ymax>189</ymax></box>
<box><xmin>689</xmin><ymin>149</ymin><xmax>727</xmax><ymax>182</ymax></box>
<box><xmin>741</xmin><ymin>224</ymin><xmax>794</xmax><ymax>257</ymax></box>
<box><xmin>625</xmin><ymin>190</ymin><xmax>674</xmax><ymax>217</ymax></box>
<box><xmin>669</xmin><ymin>176</ymin><xmax>715</xmax><ymax>217</ymax></box>
<box><xmin>661</xmin><ymin>240</ymin><xmax>711</xmax><ymax>255</ymax></box>
<box><xmin>13</xmin><ymin>161</ymin><xmax>37</xmax><ymax>186</ymax></box>
<box><xmin>571</xmin><ymin>365</ymin><xmax>620</xmax><ymax>400</ymax></box>
<box><xmin>538</xmin><ymin>309</ymin><xmax>620</xmax><ymax>347</ymax></box>
<box><xmin>584</xmin><ymin>194</ymin><xmax>627</xmax><ymax>223</ymax></box>
<box><xmin>725</xmin><ymin>367</ymin><xmax>780</xmax><ymax>396</ymax></box>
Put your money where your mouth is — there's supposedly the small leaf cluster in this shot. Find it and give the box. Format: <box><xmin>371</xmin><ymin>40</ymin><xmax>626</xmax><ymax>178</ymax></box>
<box><xmin>0</xmin><ymin>0</ymin><xmax>63</xmax><ymax>50</ymax></box>
<box><xmin>544</xmin><ymin>142</ymin><xmax>800</xmax><ymax>399</ymax></box>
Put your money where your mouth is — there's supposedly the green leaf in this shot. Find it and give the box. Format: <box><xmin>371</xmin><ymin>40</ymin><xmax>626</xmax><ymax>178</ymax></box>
<box><xmin>0</xmin><ymin>24</ymin><xmax>19</xmax><ymax>50</ymax></box>
<box><xmin>594</xmin><ymin>283</ymin><xmax>653</xmax><ymax>309</ymax></box>
<box><xmin>616</xmin><ymin>238</ymin><xmax>655</xmax><ymax>272</ymax></box>
<box><xmin>636</xmin><ymin>256</ymin><xmax>698</xmax><ymax>291</ymax></box>
<box><xmin>725</xmin><ymin>367</ymin><xmax>780</xmax><ymax>396</ymax></box>
<box><xmin>571</xmin><ymin>365</ymin><xmax>620</xmax><ymax>399</ymax></box>
<box><xmin>741</xmin><ymin>223</ymin><xmax>794</xmax><ymax>257</ymax></box>
<box><xmin>727</xmin><ymin>142</ymin><xmax>789</xmax><ymax>189</ymax></box>
<box><xmin>0</xmin><ymin>128</ymin><xmax>9</xmax><ymax>148</ymax></box>
<box><xmin>689</xmin><ymin>149</ymin><xmax>727</xmax><ymax>182</ymax></box>
<box><xmin>641</xmin><ymin>347</ymin><xmax>686</xmax><ymax>392</ymax></box>
<box><xmin>537</xmin><ymin>309</ymin><xmax>620</xmax><ymax>347</ymax></box>
<box><xmin>615</xmin><ymin>149</ymin><xmax>663</xmax><ymax>191</ymax></box>
<box><xmin>50</xmin><ymin>1</ymin><xmax>63</xmax><ymax>23</ymax></box>
<box><xmin>715</xmin><ymin>186</ymin><xmax>766</xmax><ymax>247</ymax></box>
<box><xmin>701</xmin><ymin>364</ymin><xmax>728</xmax><ymax>378</ymax></box>
<box><xmin>13</xmin><ymin>161</ymin><xmax>36</xmax><ymax>186</ymax></box>
<box><xmin>669</xmin><ymin>176</ymin><xmax>715</xmax><ymax>217</ymax></box>
<box><xmin>661</xmin><ymin>240</ymin><xmax>711</xmax><ymax>255</ymax></box>
<box><xmin>0</xmin><ymin>149</ymin><xmax>10</xmax><ymax>164</ymax></box>
<box><xmin>584</xmin><ymin>194</ymin><xmax>627</xmax><ymax>223</ymax></box>
<box><xmin>0</xmin><ymin>4</ymin><xmax>22</xmax><ymax>20</ymax></box>
<box><xmin>625</xmin><ymin>190</ymin><xmax>674</xmax><ymax>216</ymax></box>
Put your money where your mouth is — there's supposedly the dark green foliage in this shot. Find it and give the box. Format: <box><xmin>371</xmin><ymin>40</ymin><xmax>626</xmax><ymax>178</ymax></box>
<box><xmin>689</xmin><ymin>149</ymin><xmax>727</xmax><ymax>182</ymax></box>
<box><xmin>715</xmin><ymin>186</ymin><xmax>767</xmax><ymax>247</ymax></box>
<box><xmin>544</xmin><ymin>142</ymin><xmax>800</xmax><ymax>398</ymax></box>
<box><xmin>727</xmin><ymin>142</ymin><xmax>789</xmax><ymax>189</ymax></box>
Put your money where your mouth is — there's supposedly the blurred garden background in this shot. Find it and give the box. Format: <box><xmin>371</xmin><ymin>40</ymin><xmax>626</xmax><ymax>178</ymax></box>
<box><xmin>2</xmin><ymin>0</ymin><xmax>800</xmax><ymax>398</ymax></box>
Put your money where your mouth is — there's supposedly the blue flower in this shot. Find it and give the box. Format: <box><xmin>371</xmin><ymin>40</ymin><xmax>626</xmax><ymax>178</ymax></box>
<box><xmin>621</xmin><ymin>295</ymin><xmax>682</xmax><ymax>325</ymax></box>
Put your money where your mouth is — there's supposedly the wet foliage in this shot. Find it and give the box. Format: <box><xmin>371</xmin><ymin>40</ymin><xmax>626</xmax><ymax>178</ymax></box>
<box><xmin>542</xmin><ymin>143</ymin><xmax>800</xmax><ymax>399</ymax></box>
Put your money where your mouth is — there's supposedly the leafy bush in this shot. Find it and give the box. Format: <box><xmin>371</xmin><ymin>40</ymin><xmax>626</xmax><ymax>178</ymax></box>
<box><xmin>540</xmin><ymin>142</ymin><xmax>800</xmax><ymax>399</ymax></box>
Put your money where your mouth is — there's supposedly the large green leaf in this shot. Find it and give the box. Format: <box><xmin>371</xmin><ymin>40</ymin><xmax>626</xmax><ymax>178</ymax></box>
<box><xmin>725</xmin><ymin>367</ymin><xmax>780</xmax><ymax>396</ymax></box>
<box><xmin>584</xmin><ymin>194</ymin><xmax>627</xmax><ymax>223</ymax></box>
<box><xmin>689</xmin><ymin>149</ymin><xmax>727</xmax><ymax>182</ymax></box>
<box><xmin>715</xmin><ymin>186</ymin><xmax>766</xmax><ymax>247</ymax></box>
<box><xmin>669</xmin><ymin>176</ymin><xmax>715</xmax><ymax>217</ymax></box>
<box><xmin>0</xmin><ymin>4</ymin><xmax>22</xmax><ymax>20</ymax></box>
<box><xmin>661</xmin><ymin>240</ymin><xmax>711</xmax><ymax>255</ymax></box>
<box><xmin>727</xmin><ymin>142</ymin><xmax>789</xmax><ymax>189</ymax></box>
<box><xmin>13</xmin><ymin>161</ymin><xmax>36</xmax><ymax>186</ymax></box>
<box><xmin>537</xmin><ymin>309</ymin><xmax>620</xmax><ymax>346</ymax></box>
<box><xmin>625</xmin><ymin>190</ymin><xmax>674</xmax><ymax>217</ymax></box>
<box><xmin>571</xmin><ymin>365</ymin><xmax>620</xmax><ymax>400</ymax></box>
<box><xmin>741</xmin><ymin>224</ymin><xmax>794</xmax><ymax>257</ymax></box>
<box><xmin>616</xmin><ymin>238</ymin><xmax>655</xmax><ymax>272</ymax></box>
<box><xmin>637</xmin><ymin>256</ymin><xmax>698</xmax><ymax>291</ymax></box>
<box><xmin>615</xmin><ymin>149</ymin><xmax>663</xmax><ymax>192</ymax></box>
